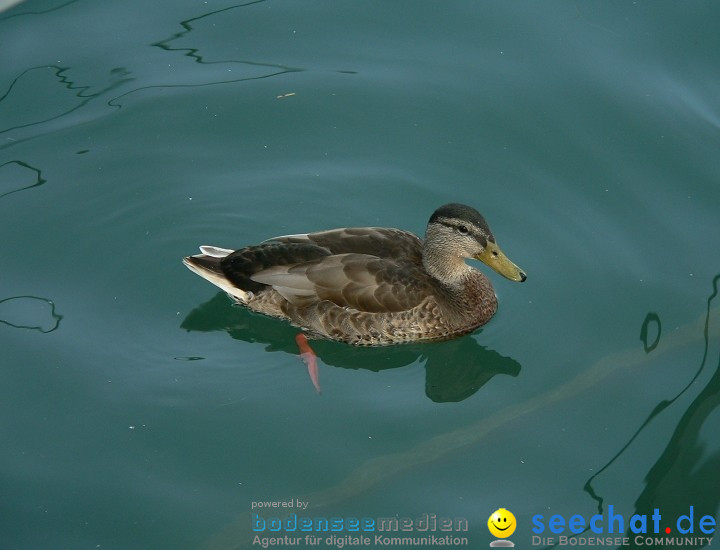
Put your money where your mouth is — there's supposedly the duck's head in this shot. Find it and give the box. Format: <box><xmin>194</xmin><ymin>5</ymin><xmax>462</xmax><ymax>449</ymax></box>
<box><xmin>424</xmin><ymin>203</ymin><xmax>527</xmax><ymax>283</ymax></box>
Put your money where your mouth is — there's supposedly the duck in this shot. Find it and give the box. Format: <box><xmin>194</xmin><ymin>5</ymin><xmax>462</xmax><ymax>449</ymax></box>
<box><xmin>183</xmin><ymin>203</ymin><xmax>526</xmax><ymax>347</ymax></box>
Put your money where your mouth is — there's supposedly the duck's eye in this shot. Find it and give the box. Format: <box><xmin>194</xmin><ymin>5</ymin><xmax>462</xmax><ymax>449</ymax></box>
<box><xmin>457</xmin><ymin>225</ymin><xmax>469</xmax><ymax>235</ymax></box>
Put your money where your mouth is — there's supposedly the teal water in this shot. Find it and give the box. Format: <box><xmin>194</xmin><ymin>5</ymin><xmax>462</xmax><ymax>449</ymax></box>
<box><xmin>2</xmin><ymin>1</ymin><xmax>719</xmax><ymax>549</ymax></box>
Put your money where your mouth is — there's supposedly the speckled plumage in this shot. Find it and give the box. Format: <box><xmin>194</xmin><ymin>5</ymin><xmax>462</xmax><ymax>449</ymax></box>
<box><xmin>183</xmin><ymin>204</ymin><xmax>526</xmax><ymax>346</ymax></box>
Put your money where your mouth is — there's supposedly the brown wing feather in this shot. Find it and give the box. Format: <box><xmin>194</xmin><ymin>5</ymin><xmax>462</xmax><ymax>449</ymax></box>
<box><xmin>266</xmin><ymin>227</ymin><xmax>423</xmax><ymax>264</ymax></box>
<box><xmin>250</xmin><ymin>253</ymin><xmax>435</xmax><ymax>313</ymax></box>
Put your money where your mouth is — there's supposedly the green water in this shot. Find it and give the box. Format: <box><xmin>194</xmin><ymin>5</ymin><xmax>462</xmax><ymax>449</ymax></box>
<box><xmin>1</xmin><ymin>1</ymin><xmax>719</xmax><ymax>549</ymax></box>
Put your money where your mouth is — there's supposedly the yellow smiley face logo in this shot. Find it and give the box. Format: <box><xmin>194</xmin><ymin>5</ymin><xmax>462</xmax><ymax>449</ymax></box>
<box><xmin>488</xmin><ymin>508</ymin><xmax>516</xmax><ymax>538</ymax></box>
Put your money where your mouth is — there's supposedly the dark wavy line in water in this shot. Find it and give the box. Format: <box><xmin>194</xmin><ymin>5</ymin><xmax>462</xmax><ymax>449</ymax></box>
<box><xmin>0</xmin><ymin>65</ymin><xmax>131</xmax><ymax>140</ymax></box>
<box><xmin>0</xmin><ymin>0</ymin><xmax>77</xmax><ymax>22</ymax></box>
<box><xmin>106</xmin><ymin>66</ymin><xmax>302</xmax><ymax>109</ymax></box>
<box><xmin>0</xmin><ymin>160</ymin><xmax>46</xmax><ymax>199</ymax></box>
<box><xmin>0</xmin><ymin>62</ymin><xmax>296</xmax><ymax>149</ymax></box>
<box><xmin>1</xmin><ymin>1</ymin><xmax>300</xmax><ymax>144</ymax></box>
<box><xmin>103</xmin><ymin>0</ymin><xmax>303</xmax><ymax>108</ymax></box>
<box><xmin>152</xmin><ymin>0</ymin><xmax>269</xmax><ymax>66</ymax></box>
<box><xmin>640</xmin><ymin>312</ymin><xmax>661</xmax><ymax>353</ymax></box>
<box><xmin>627</xmin><ymin>278</ymin><xmax>720</xmax><ymax>549</ymax></box>
<box><xmin>150</xmin><ymin>0</ymin><xmax>301</xmax><ymax>74</ymax></box>
<box><xmin>537</xmin><ymin>274</ymin><xmax>720</xmax><ymax>549</ymax></box>
<box><xmin>0</xmin><ymin>295</ymin><xmax>63</xmax><ymax>333</ymax></box>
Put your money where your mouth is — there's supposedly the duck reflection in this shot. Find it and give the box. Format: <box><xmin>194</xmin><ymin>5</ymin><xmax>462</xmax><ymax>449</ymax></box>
<box><xmin>181</xmin><ymin>293</ymin><xmax>521</xmax><ymax>402</ymax></box>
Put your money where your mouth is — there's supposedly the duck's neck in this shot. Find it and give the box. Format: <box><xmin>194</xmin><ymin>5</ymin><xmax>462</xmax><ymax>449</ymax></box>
<box><xmin>422</xmin><ymin>243</ymin><xmax>473</xmax><ymax>288</ymax></box>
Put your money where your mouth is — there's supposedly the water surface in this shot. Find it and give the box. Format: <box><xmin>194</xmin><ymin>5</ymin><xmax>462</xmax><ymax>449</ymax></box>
<box><xmin>1</xmin><ymin>1</ymin><xmax>719</xmax><ymax>549</ymax></box>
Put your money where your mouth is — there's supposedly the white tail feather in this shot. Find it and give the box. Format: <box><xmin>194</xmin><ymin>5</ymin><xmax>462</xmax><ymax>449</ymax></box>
<box><xmin>262</xmin><ymin>233</ymin><xmax>311</xmax><ymax>244</ymax></box>
<box><xmin>198</xmin><ymin>245</ymin><xmax>234</xmax><ymax>258</ymax></box>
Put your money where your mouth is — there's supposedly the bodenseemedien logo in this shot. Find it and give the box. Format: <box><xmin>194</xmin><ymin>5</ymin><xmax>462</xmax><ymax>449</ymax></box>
<box><xmin>488</xmin><ymin>508</ymin><xmax>516</xmax><ymax>548</ymax></box>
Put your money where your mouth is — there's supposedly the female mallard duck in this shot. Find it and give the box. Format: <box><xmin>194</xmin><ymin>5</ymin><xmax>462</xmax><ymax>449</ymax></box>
<box><xmin>183</xmin><ymin>203</ymin><xmax>526</xmax><ymax>346</ymax></box>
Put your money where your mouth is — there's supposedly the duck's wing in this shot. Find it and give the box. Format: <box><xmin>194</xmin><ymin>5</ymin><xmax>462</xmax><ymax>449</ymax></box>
<box><xmin>250</xmin><ymin>252</ymin><xmax>434</xmax><ymax>312</ymax></box>
<box><xmin>265</xmin><ymin>227</ymin><xmax>423</xmax><ymax>263</ymax></box>
<box><xmin>184</xmin><ymin>242</ymin><xmax>331</xmax><ymax>301</ymax></box>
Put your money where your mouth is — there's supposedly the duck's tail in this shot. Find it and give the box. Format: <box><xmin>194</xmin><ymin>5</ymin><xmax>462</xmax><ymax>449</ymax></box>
<box><xmin>183</xmin><ymin>246</ymin><xmax>251</xmax><ymax>303</ymax></box>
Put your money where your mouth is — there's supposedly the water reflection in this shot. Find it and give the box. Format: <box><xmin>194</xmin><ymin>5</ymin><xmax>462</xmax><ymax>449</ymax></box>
<box><xmin>0</xmin><ymin>295</ymin><xmax>63</xmax><ymax>333</ymax></box>
<box><xmin>0</xmin><ymin>160</ymin><xmax>46</xmax><ymax>199</ymax></box>
<box><xmin>106</xmin><ymin>1</ymin><xmax>302</xmax><ymax>107</ymax></box>
<box><xmin>540</xmin><ymin>274</ymin><xmax>720</xmax><ymax>549</ymax></box>
<box><xmin>640</xmin><ymin>312</ymin><xmax>662</xmax><ymax>353</ymax></box>
<box><xmin>182</xmin><ymin>292</ymin><xmax>521</xmax><ymax>402</ymax></box>
<box><xmin>153</xmin><ymin>0</ymin><xmax>281</xmax><ymax>69</ymax></box>
<box><xmin>0</xmin><ymin>0</ymin><xmax>300</xmax><ymax>149</ymax></box>
<box><xmin>629</xmin><ymin>276</ymin><xmax>719</xmax><ymax>539</ymax></box>
<box><xmin>0</xmin><ymin>65</ymin><xmax>130</xmax><ymax>143</ymax></box>
<box><xmin>629</xmin><ymin>296</ymin><xmax>720</xmax><ymax>548</ymax></box>
<box><xmin>0</xmin><ymin>0</ymin><xmax>78</xmax><ymax>20</ymax></box>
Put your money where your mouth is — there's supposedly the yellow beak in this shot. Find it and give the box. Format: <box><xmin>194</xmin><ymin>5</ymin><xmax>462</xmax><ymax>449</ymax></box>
<box><xmin>474</xmin><ymin>242</ymin><xmax>527</xmax><ymax>282</ymax></box>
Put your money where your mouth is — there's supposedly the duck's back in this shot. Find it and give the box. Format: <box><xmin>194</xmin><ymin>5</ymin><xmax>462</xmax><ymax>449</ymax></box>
<box><xmin>266</xmin><ymin>227</ymin><xmax>423</xmax><ymax>264</ymax></box>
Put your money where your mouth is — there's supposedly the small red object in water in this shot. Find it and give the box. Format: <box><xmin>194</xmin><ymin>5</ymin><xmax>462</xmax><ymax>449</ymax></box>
<box><xmin>296</xmin><ymin>333</ymin><xmax>321</xmax><ymax>394</ymax></box>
